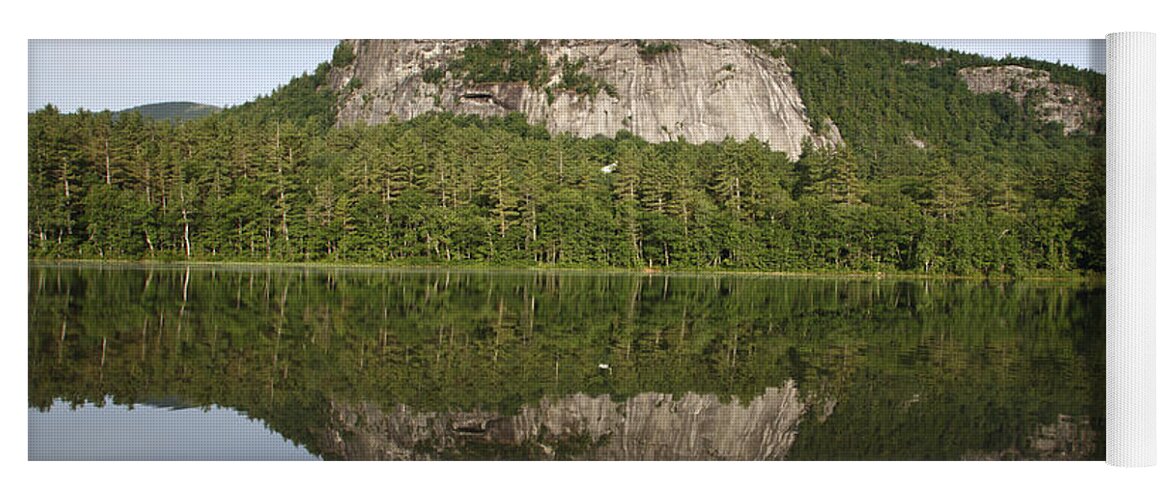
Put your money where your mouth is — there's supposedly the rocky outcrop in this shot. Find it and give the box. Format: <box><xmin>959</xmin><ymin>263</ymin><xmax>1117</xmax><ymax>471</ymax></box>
<box><xmin>315</xmin><ymin>382</ymin><xmax>808</xmax><ymax>460</ymax></box>
<box><xmin>957</xmin><ymin>65</ymin><xmax>1102</xmax><ymax>134</ymax></box>
<box><xmin>328</xmin><ymin>40</ymin><xmax>841</xmax><ymax>158</ymax></box>
<box><xmin>962</xmin><ymin>414</ymin><xmax>1099</xmax><ymax>460</ymax></box>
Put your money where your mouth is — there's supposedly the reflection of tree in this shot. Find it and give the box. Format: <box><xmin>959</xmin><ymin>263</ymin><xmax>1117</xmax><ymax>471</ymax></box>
<box><xmin>28</xmin><ymin>265</ymin><xmax>1104</xmax><ymax>460</ymax></box>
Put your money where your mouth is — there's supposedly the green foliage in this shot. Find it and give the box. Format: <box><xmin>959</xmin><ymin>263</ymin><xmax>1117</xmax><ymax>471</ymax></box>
<box><xmin>331</xmin><ymin>40</ymin><xmax>356</xmax><ymax>68</ymax></box>
<box><xmin>635</xmin><ymin>40</ymin><xmax>679</xmax><ymax>59</ymax></box>
<box><xmin>555</xmin><ymin>55</ymin><xmax>618</xmax><ymax>99</ymax></box>
<box><xmin>774</xmin><ymin>39</ymin><xmax>1105</xmax><ymax>272</ymax></box>
<box><xmin>221</xmin><ymin>67</ymin><xmax>336</xmax><ymax>131</ymax></box>
<box><xmin>421</xmin><ymin>65</ymin><xmax>447</xmax><ymax>85</ymax></box>
<box><xmin>447</xmin><ymin>40</ymin><xmax>550</xmax><ymax>89</ymax></box>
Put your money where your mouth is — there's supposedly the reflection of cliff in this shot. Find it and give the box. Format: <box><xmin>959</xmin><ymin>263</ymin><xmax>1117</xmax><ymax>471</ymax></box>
<box><xmin>962</xmin><ymin>414</ymin><xmax>1099</xmax><ymax>461</ymax></box>
<box><xmin>315</xmin><ymin>381</ymin><xmax>808</xmax><ymax>460</ymax></box>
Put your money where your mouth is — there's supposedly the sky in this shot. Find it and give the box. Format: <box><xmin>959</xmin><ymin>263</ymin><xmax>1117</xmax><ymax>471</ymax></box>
<box><xmin>908</xmin><ymin>39</ymin><xmax>1105</xmax><ymax>73</ymax></box>
<box><xmin>27</xmin><ymin>39</ymin><xmax>1105</xmax><ymax>113</ymax></box>
<box><xmin>29</xmin><ymin>39</ymin><xmax>338</xmax><ymax>113</ymax></box>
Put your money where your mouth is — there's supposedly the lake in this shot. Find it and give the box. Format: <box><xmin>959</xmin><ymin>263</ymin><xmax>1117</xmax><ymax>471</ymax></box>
<box><xmin>28</xmin><ymin>263</ymin><xmax>1105</xmax><ymax>460</ymax></box>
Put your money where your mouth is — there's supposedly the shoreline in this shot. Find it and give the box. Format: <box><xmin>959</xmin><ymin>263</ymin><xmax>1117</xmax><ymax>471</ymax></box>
<box><xmin>28</xmin><ymin>258</ymin><xmax>1104</xmax><ymax>284</ymax></box>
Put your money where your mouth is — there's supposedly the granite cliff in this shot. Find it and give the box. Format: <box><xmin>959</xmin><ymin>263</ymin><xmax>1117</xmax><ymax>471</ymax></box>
<box><xmin>328</xmin><ymin>39</ymin><xmax>841</xmax><ymax>158</ymax></box>
<box><xmin>957</xmin><ymin>65</ymin><xmax>1102</xmax><ymax>134</ymax></box>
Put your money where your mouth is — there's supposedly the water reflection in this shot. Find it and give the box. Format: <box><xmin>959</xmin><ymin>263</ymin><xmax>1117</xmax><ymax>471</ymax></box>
<box><xmin>319</xmin><ymin>383</ymin><xmax>808</xmax><ymax>460</ymax></box>
<box><xmin>28</xmin><ymin>263</ymin><xmax>1105</xmax><ymax>460</ymax></box>
<box><xmin>29</xmin><ymin>397</ymin><xmax>318</xmax><ymax>460</ymax></box>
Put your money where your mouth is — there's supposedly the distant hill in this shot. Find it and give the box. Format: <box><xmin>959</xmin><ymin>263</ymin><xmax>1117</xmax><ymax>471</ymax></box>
<box><xmin>115</xmin><ymin>101</ymin><xmax>220</xmax><ymax>122</ymax></box>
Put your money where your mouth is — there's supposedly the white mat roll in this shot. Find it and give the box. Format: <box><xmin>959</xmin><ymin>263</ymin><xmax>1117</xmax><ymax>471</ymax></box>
<box><xmin>1106</xmin><ymin>31</ymin><xmax>1156</xmax><ymax>467</ymax></box>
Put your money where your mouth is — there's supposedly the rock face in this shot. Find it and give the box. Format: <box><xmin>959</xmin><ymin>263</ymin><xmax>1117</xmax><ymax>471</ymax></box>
<box><xmin>329</xmin><ymin>40</ymin><xmax>841</xmax><ymax>158</ymax></box>
<box><xmin>957</xmin><ymin>65</ymin><xmax>1102</xmax><ymax>134</ymax></box>
<box><xmin>315</xmin><ymin>383</ymin><xmax>808</xmax><ymax>460</ymax></box>
<box><xmin>962</xmin><ymin>414</ymin><xmax>1099</xmax><ymax>461</ymax></box>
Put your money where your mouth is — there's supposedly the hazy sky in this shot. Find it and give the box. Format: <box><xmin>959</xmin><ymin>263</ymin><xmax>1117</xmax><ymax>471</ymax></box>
<box><xmin>908</xmin><ymin>39</ymin><xmax>1105</xmax><ymax>73</ymax></box>
<box><xmin>29</xmin><ymin>39</ymin><xmax>338</xmax><ymax>113</ymax></box>
<box><xmin>27</xmin><ymin>39</ymin><xmax>1105</xmax><ymax>113</ymax></box>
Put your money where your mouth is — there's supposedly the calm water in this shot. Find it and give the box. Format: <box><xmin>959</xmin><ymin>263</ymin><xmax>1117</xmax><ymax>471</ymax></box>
<box><xmin>29</xmin><ymin>397</ymin><xmax>317</xmax><ymax>460</ymax></box>
<box><xmin>28</xmin><ymin>263</ymin><xmax>1105</xmax><ymax>460</ymax></box>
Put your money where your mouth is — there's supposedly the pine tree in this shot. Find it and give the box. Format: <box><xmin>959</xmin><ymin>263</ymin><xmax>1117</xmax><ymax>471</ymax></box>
<box><xmin>481</xmin><ymin>133</ymin><xmax>519</xmax><ymax>238</ymax></box>
<box><xmin>808</xmin><ymin>146</ymin><xmax>866</xmax><ymax>205</ymax></box>
<box><xmin>924</xmin><ymin>157</ymin><xmax>972</xmax><ymax>220</ymax></box>
<box><xmin>613</xmin><ymin>141</ymin><xmax>644</xmax><ymax>262</ymax></box>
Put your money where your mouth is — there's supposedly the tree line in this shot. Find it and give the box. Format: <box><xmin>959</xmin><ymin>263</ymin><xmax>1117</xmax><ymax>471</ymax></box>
<box><xmin>28</xmin><ymin>40</ymin><xmax>1106</xmax><ymax>276</ymax></box>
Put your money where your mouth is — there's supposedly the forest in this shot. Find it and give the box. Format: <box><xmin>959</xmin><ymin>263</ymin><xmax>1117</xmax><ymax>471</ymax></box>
<box><xmin>27</xmin><ymin>40</ymin><xmax>1106</xmax><ymax>276</ymax></box>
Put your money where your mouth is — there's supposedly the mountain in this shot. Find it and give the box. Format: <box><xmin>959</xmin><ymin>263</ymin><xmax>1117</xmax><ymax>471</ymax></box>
<box><xmin>28</xmin><ymin>39</ymin><xmax>1107</xmax><ymax>276</ymax></box>
<box><xmin>115</xmin><ymin>101</ymin><xmax>220</xmax><ymax>122</ymax></box>
<box><xmin>325</xmin><ymin>40</ymin><xmax>1102</xmax><ymax>159</ymax></box>
<box><xmin>327</xmin><ymin>40</ymin><xmax>841</xmax><ymax>158</ymax></box>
